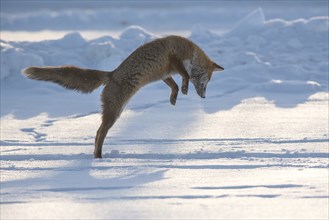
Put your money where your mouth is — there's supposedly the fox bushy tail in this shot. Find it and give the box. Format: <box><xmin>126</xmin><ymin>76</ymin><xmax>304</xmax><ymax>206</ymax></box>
<box><xmin>22</xmin><ymin>66</ymin><xmax>110</xmax><ymax>93</ymax></box>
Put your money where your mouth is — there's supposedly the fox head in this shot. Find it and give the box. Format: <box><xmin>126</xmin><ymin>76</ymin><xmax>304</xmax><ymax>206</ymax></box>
<box><xmin>186</xmin><ymin>59</ymin><xmax>224</xmax><ymax>98</ymax></box>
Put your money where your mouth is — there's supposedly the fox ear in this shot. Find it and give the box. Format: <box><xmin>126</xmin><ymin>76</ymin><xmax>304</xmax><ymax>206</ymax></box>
<box><xmin>213</xmin><ymin>62</ymin><xmax>224</xmax><ymax>72</ymax></box>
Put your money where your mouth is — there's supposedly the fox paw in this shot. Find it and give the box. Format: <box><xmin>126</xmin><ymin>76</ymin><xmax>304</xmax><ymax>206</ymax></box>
<box><xmin>182</xmin><ymin>86</ymin><xmax>188</xmax><ymax>95</ymax></box>
<box><xmin>94</xmin><ymin>153</ymin><xmax>102</xmax><ymax>159</ymax></box>
<box><xmin>170</xmin><ymin>96</ymin><xmax>177</xmax><ymax>106</ymax></box>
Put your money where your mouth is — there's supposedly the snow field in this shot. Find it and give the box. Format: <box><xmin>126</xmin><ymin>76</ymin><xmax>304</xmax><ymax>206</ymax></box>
<box><xmin>1</xmin><ymin>5</ymin><xmax>328</xmax><ymax>220</ymax></box>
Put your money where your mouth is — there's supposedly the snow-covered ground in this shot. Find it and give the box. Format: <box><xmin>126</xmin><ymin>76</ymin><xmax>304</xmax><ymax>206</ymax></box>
<box><xmin>1</xmin><ymin>1</ymin><xmax>328</xmax><ymax>219</ymax></box>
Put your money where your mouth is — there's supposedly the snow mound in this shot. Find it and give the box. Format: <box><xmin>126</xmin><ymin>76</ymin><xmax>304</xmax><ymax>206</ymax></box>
<box><xmin>190</xmin><ymin>8</ymin><xmax>328</xmax><ymax>98</ymax></box>
<box><xmin>53</xmin><ymin>32</ymin><xmax>87</xmax><ymax>49</ymax></box>
<box><xmin>115</xmin><ymin>26</ymin><xmax>157</xmax><ymax>53</ymax></box>
<box><xmin>1</xmin><ymin>41</ymin><xmax>44</xmax><ymax>81</ymax></box>
<box><xmin>119</xmin><ymin>26</ymin><xmax>155</xmax><ymax>41</ymax></box>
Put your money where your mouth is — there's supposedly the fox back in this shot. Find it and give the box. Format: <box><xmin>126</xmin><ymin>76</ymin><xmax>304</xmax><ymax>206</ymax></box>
<box><xmin>112</xmin><ymin>36</ymin><xmax>223</xmax><ymax>92</ymax></box>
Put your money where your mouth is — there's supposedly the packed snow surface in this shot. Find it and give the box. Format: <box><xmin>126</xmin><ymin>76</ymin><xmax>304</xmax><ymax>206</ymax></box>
<box><xmin>1</xmin><ymin>2</ymin><xmax>328</xmax><ymax>220</ymax></box>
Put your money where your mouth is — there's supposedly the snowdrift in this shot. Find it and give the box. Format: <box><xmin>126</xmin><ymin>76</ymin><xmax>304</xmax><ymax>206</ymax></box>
<box><xmin>2</xmin><ymin>8</ymin><xmax>327</xmax><ymax>94</ymax></box>
<box><xmin>1</xmin><ymin>7</ymin><xmax>328</xmax><ymax>116</ymax></box>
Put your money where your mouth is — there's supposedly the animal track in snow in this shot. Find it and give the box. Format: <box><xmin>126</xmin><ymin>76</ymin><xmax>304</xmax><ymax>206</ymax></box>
<box><xmin>21</xmin><ymin>128</ymin><xmax>47</xmax><ymax>142</ymax></box>
<box><xmin>42</xmin><ymin>119</ymin><xmax>57</xmax><ymax>127</ymax></box>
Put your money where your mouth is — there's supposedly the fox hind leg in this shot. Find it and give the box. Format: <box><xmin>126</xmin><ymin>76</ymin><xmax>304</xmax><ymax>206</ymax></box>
<box><xmin>95</xmin><ymin>122</ymin><xmax>111</xmax><ymax>158</ymax></box>
<box><xmin>163</xmin><ymin>77</ymin><xmax>179</xmax><ymax>105</ymax></box>
<box><xmin>94</xmin><ymin>85</ymin><xmax>127</xmax><ymax>158</ymax></box>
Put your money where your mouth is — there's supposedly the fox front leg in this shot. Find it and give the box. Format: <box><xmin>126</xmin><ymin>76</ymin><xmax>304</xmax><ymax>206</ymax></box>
<box><xmin>181</xmin><ymin>77</ymin><xmax>189</xmax><ymax>95</ymax></box>
<box><xmin>163</xmin><ymin>77</ymin><xmax>179</xmax><ymax>106</ymax></box>
<box><xmin>169</xmin><ymin>55</ymin><xmax>189</xmax><ymax>95</ymax></box>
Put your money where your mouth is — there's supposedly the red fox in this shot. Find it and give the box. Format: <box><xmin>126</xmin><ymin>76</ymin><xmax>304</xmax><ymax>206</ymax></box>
<box><xmin>22</xmin><ymin>35</ymin><xmax>224</xmax><ymax>158</ymax></box>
